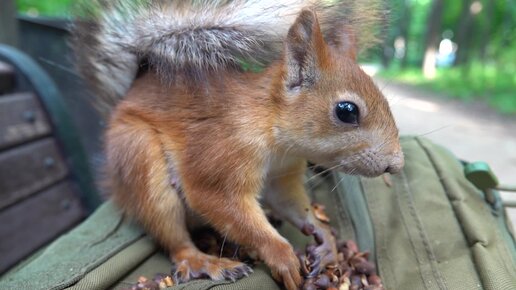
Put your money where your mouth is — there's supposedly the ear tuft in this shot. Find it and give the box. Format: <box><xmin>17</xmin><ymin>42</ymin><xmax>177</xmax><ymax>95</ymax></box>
<box><xmin>327</xmin><ymin>25</ymin><xmax>358</xmax><ymax>61</ymax></box>
<box><xmin>284</xmin><ymin>9</ymin><xmax>326</xmax><ymax>92</ymax></box>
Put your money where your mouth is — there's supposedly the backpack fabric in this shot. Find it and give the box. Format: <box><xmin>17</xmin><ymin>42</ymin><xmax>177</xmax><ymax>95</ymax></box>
<box><xmin>1</xmin><ymin>136</ymin><xmax>515</xmax><ymax>290</ymax></box>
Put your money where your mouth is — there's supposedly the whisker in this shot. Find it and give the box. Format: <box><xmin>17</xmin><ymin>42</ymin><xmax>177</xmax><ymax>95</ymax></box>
<box><xmin>417</xmin><ymin>125</ymin><xmax>451</xmax><ymax>137</ymax></box>
<box><xmin>330</xmin><ymin>174</ymin><xmax>347</xmax><ymax>193</ymax></box>
<box><xmin>377</xmin><ymin>79</ymin><xmax>393</xmax><ymax>92</ymax></box>
<box><xmin>219</xmin><ymin>232</ymin><xmax>228</xmax><ymax>258</ymax></box>
<box><xmin>306</xmin><ymin>171</ymin><xmax>333</xmax><ymax>191</ymax></box>
<box><xmin>306</xmin><ymin>161</ymin><xmax>341</xmax><ymax>170</ymax></box>
<box><xmin>280</xmin><ymin>142</ymin><xmax>297</xmax><ymax>166</ymax></box>
<box><xmin>39</xmin><ymin>58</ymin><xmax>80</xmax><ymax>75</ymax></box>
<box><xmin>375</xmin><ymin>139</ymin><xmax>390</xmax><ymax>153</ymax></box>
<box><xmin>303</xmin><ymin>154</ymin><xmax>363</xmax><ymax>185</ymax></box>
<box><xmin>304</xmin><ymin>163</ymin><xmax>344</xmax><ymax>183</ymax></box>
<box><xmin>232</xmin><ymin>245</ymin><xmax>240</xmax><ymax>259</ymax></box>
<box><xmin>268</xmin><ymin>160</ymin><xmax>341</xmax><ymax>180</ymax></box>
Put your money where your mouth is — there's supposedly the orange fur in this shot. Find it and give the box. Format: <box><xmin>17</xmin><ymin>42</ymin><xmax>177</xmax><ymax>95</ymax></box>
<box><xmin>105</xmin><ymin>9</ymin><xmax>402</xmax><ymax>290</ymax></box>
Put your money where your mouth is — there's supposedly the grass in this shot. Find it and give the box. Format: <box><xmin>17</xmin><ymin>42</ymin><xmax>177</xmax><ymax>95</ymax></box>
<box><xmin>379</xmin><ymin>62</ymin><xmax>516</xmax><ymax>114</ymax></box>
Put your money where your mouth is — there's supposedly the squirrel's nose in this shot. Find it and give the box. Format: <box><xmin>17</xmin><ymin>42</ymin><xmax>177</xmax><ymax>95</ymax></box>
<box><xmin>384</xmin><ymin>165</ymin><xmax>400</xmax><ymax>174</ymax></box>
<box><xmin>385</xmin><ymin>150</ymin><xmax>404</xmax><ymax>174</ymax></box>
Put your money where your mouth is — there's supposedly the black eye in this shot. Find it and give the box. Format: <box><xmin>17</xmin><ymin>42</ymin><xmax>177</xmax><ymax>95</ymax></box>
<box><xmin>335</xmin><ymin>102</ymin><xmax>359</xmax><ymax>124</ymax></box>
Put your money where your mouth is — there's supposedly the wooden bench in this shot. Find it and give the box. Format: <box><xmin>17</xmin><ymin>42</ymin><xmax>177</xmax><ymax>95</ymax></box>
<box><xmin>0</xmin><ymin>45</ymin><xmax>100</xmax><ymax>274</ymax></box>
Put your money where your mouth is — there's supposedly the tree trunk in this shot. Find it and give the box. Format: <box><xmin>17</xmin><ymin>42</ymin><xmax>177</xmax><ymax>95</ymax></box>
<box><xmin>479</xmin><ymin>0</ymin><xmax>494</xmax><ymax>62</ymax></box>
<box><xmin>399</xmin><ymin>1</ymin><xmax>412</xmax><ymax>68</ymax></box>
<box><xmin>0</xmin><ymin>0</ymin><xmax>18</xmax><ymax>47</ymax></box>
<box><xmin>380</xmin><ymin>1</ymin><xmax>393</xmax><ymax>68</ymax></box>
<box><xmin>454</xmin><ymin>0</ymin><xmax>474</xmax><ymax>66</ymax></box>
<box><xmin>422</xmin><ymin>0</ymin><xmax>444</xmax><ymax>79</ymax></box>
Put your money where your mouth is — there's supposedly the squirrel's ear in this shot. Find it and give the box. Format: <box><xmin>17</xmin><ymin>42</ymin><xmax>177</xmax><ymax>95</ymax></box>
<box><xmin>327</xmin><ymin>25</ymin><xmax>358</xmax><ymax>61</ymax></box>
<box><xmin>284</xmin><ymin>9</ymin><xmax>327</xmax><ymax>92</ymax></box>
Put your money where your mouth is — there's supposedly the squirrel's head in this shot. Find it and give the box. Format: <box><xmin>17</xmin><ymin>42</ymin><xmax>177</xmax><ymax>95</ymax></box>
<box><xmin>273</xmin><ymin>9</ymin><xmax>403</xmax><ymax>177</ymax></box>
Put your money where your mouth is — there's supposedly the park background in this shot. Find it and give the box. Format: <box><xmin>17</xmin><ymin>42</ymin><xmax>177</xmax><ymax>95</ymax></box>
<box><xmin>10</xmin><ymin>0</ymin><xmax>516</xmax><ymax>114</ymax></box>
<box><xmin>0</xmin><ymin>0</ymin><xmax>515</xmax><ymax>274</ymax></box>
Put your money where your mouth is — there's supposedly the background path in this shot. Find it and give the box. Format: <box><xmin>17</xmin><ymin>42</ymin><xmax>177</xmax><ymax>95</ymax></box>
<box><xmin>376</xmin><ymin>79</ymin><xmax>516</xmax><ymax>230</ymax></box>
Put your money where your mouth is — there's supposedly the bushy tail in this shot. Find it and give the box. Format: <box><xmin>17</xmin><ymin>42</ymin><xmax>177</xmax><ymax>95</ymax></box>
<box><xmin>71</xmin><ymin>0</ymin><xmax>385</xmax><ymax>116</ymax></box>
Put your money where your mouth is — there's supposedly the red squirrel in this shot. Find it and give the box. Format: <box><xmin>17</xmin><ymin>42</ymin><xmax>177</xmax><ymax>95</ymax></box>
<box><xmin>72</xmin><ymin>1</ymin><xmax>403</xmax><ymax>289</ymax></box>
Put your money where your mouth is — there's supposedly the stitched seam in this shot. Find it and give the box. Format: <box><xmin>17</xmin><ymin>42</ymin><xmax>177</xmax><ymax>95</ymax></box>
<box><xmin>417</xmin><ymin>137</ymin><xmax>483</xmax><ymax>290</ymax></box>
<box><xmin>334</xmin><ymin>191</ymin><xmax>355</xmax><ymax>240</ymax></box>
<box><xmin>400</xmin><ymin>170</ymin><xmax>447</xmax><ymax>290</ymax></box>
<box><xmin>416</xmin><ymin>137</ymin><xmax>483</xmax><ymax>284</ymax></box>
<box><xmin>491</xmin><ymin>213</ymin><xmax>516</xmax><ymax>286</ymax></box>
<box><xmin>333</xmin><ymin>173</ymin><xmax>356</xmax><ymax>241</ymax></box>
<box><xmin>362</xmin><ymin>178</ymin><xmax>398</xmax><ymax>287</ymax></box>
<box><xmin>53</xmin><ymin>232</ymin><xmax>145</xmax><ymax>289</ymax></box>
<box><xmin>493</xmin><ymin>211</ymin><xmax>516</xmax><ymax>280</ymax></box>
<box><xmin>395</xmin><ymin>171</ymin><xmax>432</xmax><ymax>290</ymax></box>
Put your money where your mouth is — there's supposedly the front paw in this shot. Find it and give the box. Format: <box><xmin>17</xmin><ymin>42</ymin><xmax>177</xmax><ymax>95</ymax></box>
<box><xmin>300</xmin><ymin>223</ymin><xmax>338</xmax><ymax>278</ymax></box>
<box><xmin>171</xmin><ymin>248</ymin><xmax>252</xmax><ymax>283</ymax></box>
<box><xmin>300</xmin><ymin>241</ymin><xmax>338</xmax><ymax>278</ymax></box>
<box><xmin>261</xmin><ymin>240</ymin><xmax>302</xmax><ymax>290</ymax></box>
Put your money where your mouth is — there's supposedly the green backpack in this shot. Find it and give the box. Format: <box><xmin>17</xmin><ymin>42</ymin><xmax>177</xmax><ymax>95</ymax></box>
<box><xmin>2</xmin><ymin>136</ymin><xmax>515</xmax><ymax>290</ymax></box>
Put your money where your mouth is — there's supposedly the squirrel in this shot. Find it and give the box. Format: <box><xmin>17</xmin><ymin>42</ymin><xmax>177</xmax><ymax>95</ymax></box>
<box><xmin>72</xmin><ymin>1</ymin><xmax>404</xmax><ymax>289</ymax></box>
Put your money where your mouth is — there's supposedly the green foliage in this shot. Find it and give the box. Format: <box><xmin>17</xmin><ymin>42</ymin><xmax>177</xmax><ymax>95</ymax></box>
<box><xmin>15</xmin><ymin>0</ymin><xmax>515</xmax><ymax>115</ymax></box>
<box><xmin>16</xmin><ymin>0</ymin><xmax>73</xmax><ymax>17</ymax></box>
<box><xmin>406</xmin><ymin>0</ymin><xmax>431</xmax><ymax>64</ymax></box>
<box><xmin>379</xmin><ymin>62</ymin><xmax>516</xmax><ymax>114</ymax></box>
<box><xmin>382</xmin><ymin>0</ymin><xmax>516</xmax><ymax>115</ymax></box>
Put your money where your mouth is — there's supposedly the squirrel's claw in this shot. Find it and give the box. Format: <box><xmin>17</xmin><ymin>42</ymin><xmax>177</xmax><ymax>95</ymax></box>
<box><xmin>172</xmin><ymin>253</ymin><xmax>252</xmax><ymax>284</ymax></box>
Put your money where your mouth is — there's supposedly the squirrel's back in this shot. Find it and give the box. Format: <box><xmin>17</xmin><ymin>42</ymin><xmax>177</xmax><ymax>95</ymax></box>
<box><xmin>71</xmin><ymin>0</ymin><xmax>385</xmax><ymax>115</ymax></box>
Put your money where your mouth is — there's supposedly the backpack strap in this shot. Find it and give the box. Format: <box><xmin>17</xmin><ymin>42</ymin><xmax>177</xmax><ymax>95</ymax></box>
<box><xmin>0</xmin><ymin>202</ymin><xmax>150</xmax><ymax>290</ymax></box>
<box><xmin>353</xmin><ymin>136</ymin><xmax>516</xmax><ymax>290</ymax></box>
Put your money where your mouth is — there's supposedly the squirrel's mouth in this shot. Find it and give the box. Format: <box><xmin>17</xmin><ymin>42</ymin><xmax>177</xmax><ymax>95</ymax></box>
<box><xmin>334</xmin><ymin>149</ymin><xmax>404</xmax><ymax>177</ymax></box>
<box><xmin>326</xmin><ymin>152</ymin><xmax>387</xmax><ymax>178</ymax></box>
<box><xmin>335</xmin><ymin>164</ymin><xmax>386</xmax><ymax>177</ymax></box>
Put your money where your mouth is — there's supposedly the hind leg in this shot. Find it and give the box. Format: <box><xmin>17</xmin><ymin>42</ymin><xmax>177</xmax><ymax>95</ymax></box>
<box><xmin>106</xmin><ymin>114</ymin><xmax>252</xmax><ymax>282</ymax></box>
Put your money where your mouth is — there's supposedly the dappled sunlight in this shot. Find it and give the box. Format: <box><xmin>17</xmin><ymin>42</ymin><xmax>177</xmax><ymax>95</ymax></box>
<box><xmin>398</xmin><ymin>98</ymin><xmax>440</xmax><ymax>113</ymax></box>
<box><xmin>360</xmin><ymin>64</ymin><xmax>381</xmax><ymax>76</ymax></box>
<box><xmin>377</xmin><ymin>79</ymin><xmax>516</xmax><ymax>191</ymax></box>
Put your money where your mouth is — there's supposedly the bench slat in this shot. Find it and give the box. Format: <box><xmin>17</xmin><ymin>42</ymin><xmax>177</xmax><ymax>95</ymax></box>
<box><xmin>0</xmin><ymin>92</ymin><xmax>52</xmax><ymax>150</ymax></box>
<box><xmin>0</xmin><ymin>61</ymin><xmax>15</xmax><ymax>94</ymax></box>
<box><xmin>0</xmin><ymin>138</ymin><xmax>69</xmax><ymax>210</ymax></box>
<box><xmin>0</xmin><ymin>181</ymin><xmax>85</xmax><ymax>274</ymax></box>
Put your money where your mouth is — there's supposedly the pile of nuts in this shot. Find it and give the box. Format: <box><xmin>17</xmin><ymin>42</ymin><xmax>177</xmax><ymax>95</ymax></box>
<box><xmin>122</xmin><ymin>205</ymin><xmax>384</xmax><ymax>290</ymax></box>
<box><xmin>299</xmin><ymin>239</ymin><xmax>384</xmax><ymax>290</ymax></box>
<box><xmin>120</xmin><ymin>229</ymin><xmax>254</xmax><ymax>290</ymax></box>
<box><xmin>122</xmin><ymin>238</ymin><xmax>384</xmax><ymax>290</ymax></box>
<box><xmin>121</xmin><ymin>274</ymin><xmax>174</xmax><ymax>290</ymax></box>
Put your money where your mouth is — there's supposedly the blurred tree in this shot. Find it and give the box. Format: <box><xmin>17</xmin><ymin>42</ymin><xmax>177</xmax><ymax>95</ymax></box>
<box><xmin>454</xmin><ymin>0</ymin><xmax>475</xmax><ymax>66</ymax></box>
<box><xmin>398</xmin><ymin>2</ymin><xmax>412</xmax><ymax>68</ymax></box>
<box><xmin>422</xmin><ymin>0</ymin><xmax>444</xmax><ymax>78</ymax></box>
<box><xmin>379</xmin><ymin>0</ymin><xmax>515</xmax><ymax>114</ymax></box>
<box><xmin>479</xmin><ymin>0</ymin><xmax>495</xmax><ymax>61</ymax></box>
